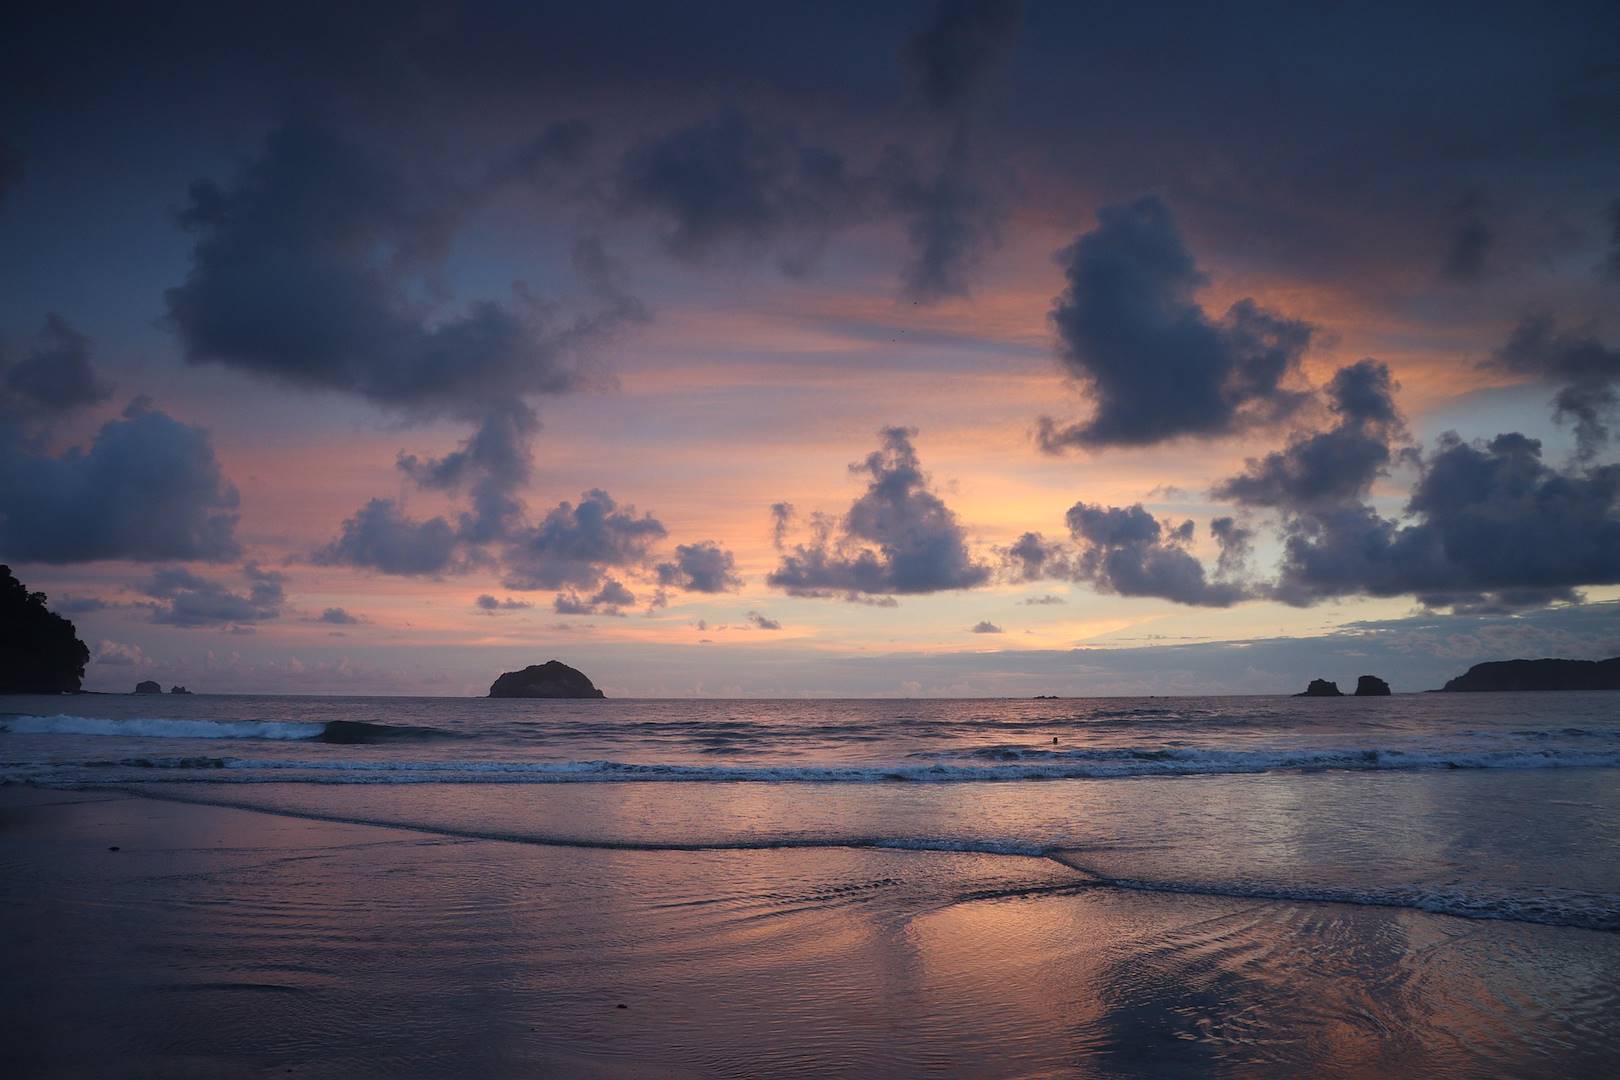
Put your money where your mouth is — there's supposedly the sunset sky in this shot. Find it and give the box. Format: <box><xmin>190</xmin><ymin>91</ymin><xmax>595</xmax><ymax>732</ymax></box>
<box><xmin>5</xmin><ymin>1</ymin><xmax>1620</xmax><ymax>695</ymax></box>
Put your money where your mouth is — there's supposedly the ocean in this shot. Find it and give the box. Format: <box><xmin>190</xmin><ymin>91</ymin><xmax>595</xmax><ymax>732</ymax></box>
<box><xmin>4</xmin><ymin>691</ymin><xmax>1620</xmax><ymax>1075</ymax></box>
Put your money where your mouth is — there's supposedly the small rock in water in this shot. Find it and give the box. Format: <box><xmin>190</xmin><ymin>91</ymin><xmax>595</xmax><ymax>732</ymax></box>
<box><xmin>107</xmin><ymin>845</ymin><xmax>120</xmax><ymax>852</ymax></box>
<box><xmin>616</xmin><ymin>1003</ymin><xmax>628</xmax><ymax>1009</ymax></box>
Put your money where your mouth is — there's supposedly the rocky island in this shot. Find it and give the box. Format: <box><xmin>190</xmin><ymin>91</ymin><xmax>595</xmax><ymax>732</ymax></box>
<box><xmin>1441</xmin><ymin>657</ymin><xmax>1620</xmax><ymax>692</ymax></box>
<box><xmin>489</xmin><ymin>660</ymin><xmax>606</xmax><ymax>699</ymax></box>
<box><xmin>1354</xmin><ymin>675</ymin><xmax>1391</xmax><ymax>696</ymax></box>
<box><xmin>1295</xmin><ymin>679</ymin><xmax>1343</xmax><ymax>697</ymax></box>
<box><xmin>134</xmin><ymin>680</ymin><xmax>162</xmax><ymax>695</ymax></box>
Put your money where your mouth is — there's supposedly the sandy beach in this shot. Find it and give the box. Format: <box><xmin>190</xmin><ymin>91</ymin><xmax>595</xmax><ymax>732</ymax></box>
<box><xmin>6</xmin><ymin>782</ymin><xmax>1618</xmax><ymax>1078</ymax></box>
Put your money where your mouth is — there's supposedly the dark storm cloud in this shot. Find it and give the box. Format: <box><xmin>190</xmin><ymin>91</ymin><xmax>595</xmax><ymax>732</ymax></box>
<box><xmin>1</xmin><ymin>315</ymin><xmax>113</xmax><ymax>419</ymax></box>
<box><xmin>616</xmin><ymin>112</ymin><xmax>869</xmax><ymax>275</ymax></box>
<box><xmin>905</xmin><ymin>0</ymin><xmax>1023</xmax><ymax>114</ymax></box>
<box><xmin>553</xmin><ymin>578</ymin><xmax>635</xmax><ymax>617</ymax></box>
<box><xmin>768</xmin><ymin>427</ymin><xmax>990</xmax><ymax>601</ymax></box>
<box><xmin>313</xmin><ymin>499</ymin><xmax>459</xmax><ymax>576</ymax></box>
<box><xmin>502</xmin><ymin>490</ymin><xmax>667</xmax><ymax>592</ymax></box>
<box><xmin>167</xmin><ymin>120</ymin><xmax>638</xmax><ymax>417</ymax></box>
<box><xmin>656</xmin><ymin>541</ymin><xmax>743</xmax><ymax>594</ymax></box>
<box><xmin>891</xmin><ymin>1</ymin><xmax>1021</xmax><ymax>302</ymax></box>
<box><xmin>1213</xmin><ymin>360</ymin><xmax>1408</xmax><ymax>509</ymax></box>
<box><xmin>1487</xmin><ymin>316</ymin><xmax>1620</xmax><ymax>458</ymax></box>
<box><xmin>0</xmin><ymin>141</ymin><xmax>21</xmax><ymax>207</ymax></box>
<box><xmin>0</xmin><ymin>399</ymin><xmax>240</xmax><ymax>564</ymax></box>
<box><xmin>1275</xmin><ymin>431</ymin><xmax>1620</xmax><ymax>610</ymax></box>
<box><xmin>317</xmin><ymin>607</ymin><xmax>360</xmax><ymax>624</ymax></box>
<box><xmin>1439</xmin><ymin>194</ymin><xmax>1492</xmax><ymax>282</ymax></box>
<box><xmin>1039</xmin><ymin>197</ymin><xmax>1314</xmax><ymax>451</ymax></box>
<box><xmin>143</xmin><ymin>563</ymin><xmax>285</xmax><ymax>628</ymax></box>
<box><xmin>1606</xmin><ymin>199</ymin><xmax>1620</xmax><ymax>281</ymax></box>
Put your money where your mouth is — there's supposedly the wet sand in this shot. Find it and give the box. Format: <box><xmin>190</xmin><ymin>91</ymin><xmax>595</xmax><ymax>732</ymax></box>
<box><xmin>4</xmin><ymin>785</ymin><xmax>1617</xmax><ymax>1078</ymax></box>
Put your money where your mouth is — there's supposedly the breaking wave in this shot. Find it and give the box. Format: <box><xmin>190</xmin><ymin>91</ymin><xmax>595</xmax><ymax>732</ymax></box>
<box><xmin>0</xmin><ymin>714</ymin><xmax>450</xmax><ymax>744</ymax></box>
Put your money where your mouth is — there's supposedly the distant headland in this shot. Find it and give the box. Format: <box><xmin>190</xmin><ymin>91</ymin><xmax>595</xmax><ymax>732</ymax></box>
<box><xmin>489</xmin><ymin>661</ymin><xmax>606</xmax><ymax>699</ymax></box>
<box><xmin>1440</xmin><ymin>657</ymin><xmax>1620</xmax><ymax>692</ymax></box>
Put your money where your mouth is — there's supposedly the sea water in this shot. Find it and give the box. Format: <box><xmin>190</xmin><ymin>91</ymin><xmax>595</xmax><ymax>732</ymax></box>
<box><xmin>5</xmin><ymin>691</ymin><xmax>1620</xmax><ymax>1075</ymax></box>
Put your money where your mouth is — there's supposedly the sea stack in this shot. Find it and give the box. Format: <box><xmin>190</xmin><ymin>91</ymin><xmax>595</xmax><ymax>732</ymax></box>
<box><xmin>1354</xmin><ymin>675</ymin><xmax>1392</xmax><ymax>696</ymax></box>
<box><xmin>1295</xmin><ymin>678</ymin><xmax>1343</xmax><ymax>697</ymax></box>
<box><xmin>133</xmin><ymin>680</ymin><xmax>162</xmax><ymax>694</ymax></box>
<box><xmin>488</xmin><ymin>660</ymin><xmax>606</xmax><ymax>699</ymax></box>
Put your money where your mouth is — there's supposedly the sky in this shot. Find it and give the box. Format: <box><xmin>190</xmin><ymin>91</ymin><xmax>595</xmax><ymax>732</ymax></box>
<box><xmin>4</xmin><ymin>0</ymin><xmax>1620</xmax><ymax>697</ymax></box>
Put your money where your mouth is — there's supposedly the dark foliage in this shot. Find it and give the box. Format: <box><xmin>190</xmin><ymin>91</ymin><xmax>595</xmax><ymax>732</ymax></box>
<box><xmin>0</xmin><ymin>565</ymin><xmax>90</xmax><ymax>693</ymax></box>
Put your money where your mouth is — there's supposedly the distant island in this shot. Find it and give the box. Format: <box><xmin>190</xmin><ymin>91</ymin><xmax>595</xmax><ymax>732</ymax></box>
<box><xmin>1</xmin><ymin>565</ymin><xmax>89</xmax><ymax>694</ymax></box>
<box><xmin>489</xmin><ymin>661</ymin><xmax>606</xmax><ymax>699</ymax></box>
<box><xmin>1441</xmin><ymin>657</ymin><xmax>1620</xmax><ymax>692</ymax></box>
<box><xmin>134</xmin><ymin>680</ymin><xmax>162</xmax><ymax>695</ymax></box>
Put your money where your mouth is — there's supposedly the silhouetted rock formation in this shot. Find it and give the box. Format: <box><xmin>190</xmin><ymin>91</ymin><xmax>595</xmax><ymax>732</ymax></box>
<box><xmin>134</xmin><ymin>680</ymin><xmax>162</xmax><ymax>694</ymax></box>
<box><xmin>0</xmin><ymin>565</ymin><xmax>90</xmax><ymax>694</ymax></box>
<box><xmin>1441</xmin><ymin>657</ymin><xmax>1620</xmax><ymax>692</ymax></box>
<box><xmin>489</xmin><ymin>661</ymin><xmax>605</xmax><ymax>699</ymax></box>
<box><xmin>169</xmin><ymin>685</ymin><xmax>192</xmax><ymax>695</ymax></box>
<box><xmin>1354</xmin><ymin>675</ymin><xmax>1391</xmax><ymax>696</ymax></box>
<box><xmin>1295</xmin><ymin>678</ymin><xmax>1343</xmax><ymax>697</ymax></box>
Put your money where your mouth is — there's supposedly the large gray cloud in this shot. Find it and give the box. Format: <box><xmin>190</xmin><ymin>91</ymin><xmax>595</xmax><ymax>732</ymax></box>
<box><xmin>1214</xmin><ymin>359</ymin><xmax>1408</xmax><ymax>509</ymax></box>
<box><xmin>502</xmin><ymin>489</ymin><xmax>667</xmax><ymax>592</ymax></box>
<box><xmin>166</xmin><ymin>120</ymin><xmax>636</xmax><ymax>417</ymax></box>
<box><xmin>1487</xmin><ymin>316</ymin><xmax>1620</xmax><ymax>458</ymax></box>
<box><xmin>1275</xmin><ymin>431</ymin><xmax>1620</xmax><ymax>610</ymax></box>
<box><xmin>1038</xmin><ymin>196</ymin><xmax>1314</xmax><ymax>451</ymax></box>
<box><xmin>0</xmin><ymin>399</ymin><xmax>240</xmax><ymax>564</ymax></box>
<box><xmin>1</xmin><ymin>315</ymin><xmax>113</xmax><ymax>419</ymax></box>
<box><xmin>142</xmin><ymin>563</ymin><xmax>285</xmax><ymax>628</ymax></box>
<box><xmin>768</xmin><ymin>427</ymin><xmax>990</xmax><ymax>601</ymax></box>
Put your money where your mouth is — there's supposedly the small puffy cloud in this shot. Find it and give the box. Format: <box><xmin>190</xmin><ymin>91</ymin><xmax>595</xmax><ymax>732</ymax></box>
<box><xmin>314</xmin><ymin>499</ymin><xmax>459</xmax><ymax>576</ymax></box>
<box><xmin>656</xmin><ymin>541</ymin><xmax>743</xmax><ymax>593</ymax></box>
<box><xmin>1021</xmin><ymin>593</ymin><xmax>1066</xmax><ymax>605</ymax></box>
<box><xmin>474</xmin><ymin>594</ymin><xmax>532</xmax><ymax>612</ymax></box>
<box><xmin>503</xmin><ymin>489</ymin><xmax>666</xmax><ymax>591</ymax></box>
<box><xmin>553</xmin><ymin>577</ymin><xmax>635</xmax><ymax>617</ymax></box>
<box><xmin>1039</xmin><ymin>196</ymin><xmax>1313</xmax><ymax>450</ymax></box>
<box><xmin>2</xmin><ymin>314</ymin><xmax>113</xmax><ymax>419</ymax></box>
<box><xmin>768</xmin><ymin>427</ymin><xmax>990</xmax><ymax>601</ymax></box>
<box><xmin>0</xmin><ymin>399</ymin><xmax>240</xmax><ymax>564</ymax></box>
<box><xmin>317</xmin><ymin>607</ymin><xmax>360</xmax><ymax>624</ymax></box>
<box><xmin>970</xmin><ymin>620</ymin><xmax>1003</xmax><ymax>633</ymax></box>
<box><xmin>143</xmin><ymin>563</ymin><xmax>285</xmax><ymax>628</ymax></box>
<box><xmin>1001</xmin><ymin>506</ymin><xmax>1248</xmax><ymax>608</ymax></box>
<box><xmin>746</xmin><ymin>610</ymin><xmax>782</xmax><ymax>630</ymax></box>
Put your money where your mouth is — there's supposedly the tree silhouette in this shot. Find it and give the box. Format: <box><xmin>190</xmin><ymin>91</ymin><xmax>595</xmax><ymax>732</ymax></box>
<box><xmin>1</xmin><ymin>565</ymin><xmax>90</xmax><ymax>693</ymax></box>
